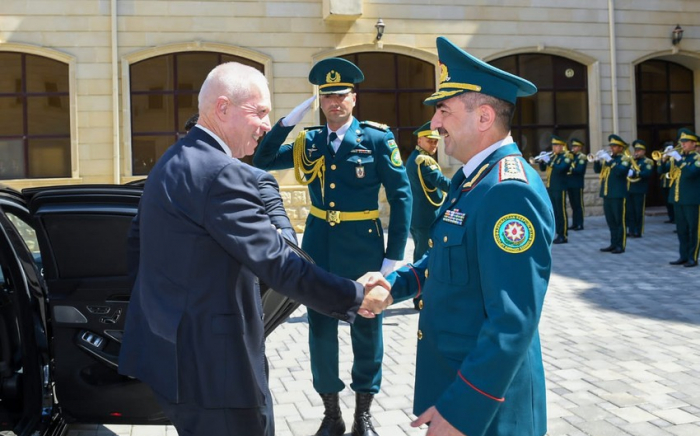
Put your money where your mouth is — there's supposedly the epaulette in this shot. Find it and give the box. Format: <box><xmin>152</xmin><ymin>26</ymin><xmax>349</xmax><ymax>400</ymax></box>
<box><xmin>498</xmin><ymin>156</ymin><xmax>528</xmax><ymax>183</ymax></box>
<box><xmin>415</xmin><ymin>154</ymin><xmax>438</xmax><ymax>167</ymax></box>
<box><xmin>304</xmin><ymin>125</ymin><xmax>324</xmax><ymax>132</ymax></box>
<box><xmin>360</xmin><ymin>120</ymin><xmax>390</xmax><ymax>131</ymax></box>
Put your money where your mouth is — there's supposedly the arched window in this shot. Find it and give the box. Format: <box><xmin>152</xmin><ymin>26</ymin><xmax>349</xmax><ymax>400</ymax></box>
<box><xmin>0</xmin><ymin>52</ymin><xmax>70</xmax><ymax>179</ymax></box>
<box><xmin>490</xmin><ymin>54</ymin><xmax>589</xmax><ymax>157</ymax></box>
<box><xmin>328</xmin><ymin>53</ymin><xmax>436</xmax><ymax>162</ymax></box>
<box><xmin>130</xmin><ymin>52</ymin><xmax>264</xmax><ymax>175</ymax></box>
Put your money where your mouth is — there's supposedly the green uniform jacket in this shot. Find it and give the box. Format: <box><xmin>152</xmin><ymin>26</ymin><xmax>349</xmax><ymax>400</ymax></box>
<box><xmin>594</xmin><ymin>154</ymin><xmax>630</xmax><ymax>198</ymax></box>
<box><xmin>253</xmin><ymin>117</ymin><xmax>411</xmax><ymax>278</ymax></box>
<box><xmin>566</xmin><ymin>152</ymin><xmax>587</xmax><ymax>189</ymax></box>
<box><xmin>538</xmin><ymin>152</ymin><xmax>570</xmax><ymax>191</ymax></box>
<box><xmin>406</xmin><ymin>148</ymin><xmax>450</xmax><ymax>230</ymax></box>
<box><xmin>628</xmin><ymin>157</ymin><xmax>654</xmax><ymax>195</ymax></box>
<box><xmin>388</xmin><ymin>143</ymin><xmax>553</xmax><ymax>436</ymax></box>
<box><xmin>673</xmin><ymin>152</ymin><xmax>700</xmax><ymax>205</ymax></box>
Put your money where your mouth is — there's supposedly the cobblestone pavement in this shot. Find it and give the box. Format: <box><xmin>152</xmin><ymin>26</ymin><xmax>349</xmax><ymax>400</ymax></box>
<box><xmin>67</xmin><ymin>213</ymin><xmax>700</xmax><ymax>436</ymax></box>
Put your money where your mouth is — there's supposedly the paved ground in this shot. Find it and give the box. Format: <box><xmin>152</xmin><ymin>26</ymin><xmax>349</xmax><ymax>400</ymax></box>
<box><xmin>67</xmin><ymin>212</ymin><xmax>700</xmax><ymax>436</ymax></box>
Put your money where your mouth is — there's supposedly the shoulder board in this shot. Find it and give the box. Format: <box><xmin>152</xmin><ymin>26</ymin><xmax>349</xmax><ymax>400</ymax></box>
<box><xmin>415</xmin><ymin>154</ymin><xmax>437</xmax><ymax>166</ymax></box>
<box><xmin>498</xmin><ymin>156</ymin><xmax>528</xmax><ymax>184</ymax></box>
<box><xmin>304</xmin><ymin>125</ymin><xmax>324</xmax><ymax>132</ymax></box>
<box><xmin>360</xmin><ymin>120</ymin><xmax>390</xmax><ymax>131</ymax></box>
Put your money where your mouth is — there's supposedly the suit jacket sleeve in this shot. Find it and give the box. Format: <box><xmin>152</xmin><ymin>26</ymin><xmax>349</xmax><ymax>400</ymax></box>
<box><xmin>255</xmin><ymin>170</ymin><xmax>298</xmax><ymax>243</ymax></box>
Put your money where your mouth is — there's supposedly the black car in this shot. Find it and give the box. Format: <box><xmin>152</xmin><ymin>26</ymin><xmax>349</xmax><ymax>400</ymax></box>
<box><xmin>0</xmin><ymin>184</ymin><xmax>303</xmax><ymax>435</ymax></box>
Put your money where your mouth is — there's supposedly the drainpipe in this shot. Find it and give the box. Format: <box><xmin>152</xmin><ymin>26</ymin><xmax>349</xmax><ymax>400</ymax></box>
<box><xmin>111</xmin><ymin>0</ymin><xmax>120</xmax><ymax>183</ymax></box>
<box><xmin>608</xmin><ymin>0</ymin><xmax>619</xmax><ymax>134</ymax></box>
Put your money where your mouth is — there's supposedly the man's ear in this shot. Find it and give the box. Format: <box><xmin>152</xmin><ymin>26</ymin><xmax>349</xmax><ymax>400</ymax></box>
<box><xmin>478</xmin><ymin>104</ymin><xmax>496</xmax><ymax>132</ymax></box>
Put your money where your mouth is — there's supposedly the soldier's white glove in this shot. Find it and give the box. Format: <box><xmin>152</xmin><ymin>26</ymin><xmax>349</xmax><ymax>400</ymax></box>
<box><xmin>380</xmin><ymin>258</ymin><xmax>400</xmax><ymax>277</ymax></box>
<box><xmin>280</xmin><ymin>96</ymin><xmax>316</xmax><ymax>127</ymax></box>
<box><xmin>628</xmin><ymin>169</ymin><xmax>635</xmax><ymax>177</ymax></box>
<box><xmin>540</xmin><ymin>154</ymin><xmax>551</xmax><ymax>163</ymax></box>
<box><xmin>669</xmin><ymin>150</ymin><xmax>682</xmax><ymax>161</ymax></box>
<box><xmin>600</xmin><ymin>151</ymin><xmax>612</xmax><ymax>162</ymax></box>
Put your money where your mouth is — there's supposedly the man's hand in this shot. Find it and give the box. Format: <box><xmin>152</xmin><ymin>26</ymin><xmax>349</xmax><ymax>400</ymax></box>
<box><xmin>356</xmin><ymin>272</ymin><xmax>392</xmax><ymax>318</ymax></box>
<box><xmin>411</xmin><ymin>406</ymin><xmax>466</xmax><ymax>436</ymax></box>
<box><xmin>600</xmin><ymin>151</ymin><xmax>612</xmax><ymax>162</ymax></box>
<box><xmin>540</xmin><ymin>154</ymin><xmax>551</xmax><ymax>164</ymax></box>
<box><xmin>669</xmin><ymin>150</ymin><xmax>682</xmax><ymax>162</ymax></box>
<box><xmin>379</xmin><ymin>258</ymin><xmax>400</xmax><ymax>276</ymax></box>
<box><xmin>280</xmin><ymin>96</ymin><xmax>316</xmax><ymax>127</ymax></box>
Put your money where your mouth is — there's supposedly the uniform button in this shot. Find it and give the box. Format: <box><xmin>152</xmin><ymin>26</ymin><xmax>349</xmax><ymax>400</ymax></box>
<box><xmin>368</xmin><ymin>229</ymin><xmax>373</xmax><ymax>233</ymax></box>
<box><xmin>424</xmin><ymin>269</ymin><xmax>429</xmax><ymax>278</ymax></box>
<box><xmin>331</xmin><ymin>164</ymin><xmax>337</xmax><ymax>170</ymax></box>
<box><xmin>330</xmin><ymin>183</ymin><xmax>336</xmax><ymax>189</ymax></box>
<box><xmin>443</xmin><ymin>236</ymin><xmax>448</xmax><ymax>243</ymax></box>
<box><xmin>417</xmin><ymin>330</ymin><xmax>423</xmax><ymax>340</ymax></box>
<box><xmin>428</xmin><ymin>239</ymin><xmax>433</xmax><ymax>248</ymax></box>
<box><xmin>418</xmin><ymin>300</ymin><xmax>424</xmax><ymax>310</ymax></box>
<box><xmin>329</xmin><ymin>201</ymin><xmax>336</xmax><ymax>207</ymax></box>
<box><xmin>330</xmin><ymin>222</ymin><xmax>336</xmax><ymax>227</ymax></box>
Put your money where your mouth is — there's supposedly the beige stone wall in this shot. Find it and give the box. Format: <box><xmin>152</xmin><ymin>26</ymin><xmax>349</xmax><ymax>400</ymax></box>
<box><xmin>1</xmin><ymin>0</ymin><xmax>700</xmax><ymax>227</ymax></box>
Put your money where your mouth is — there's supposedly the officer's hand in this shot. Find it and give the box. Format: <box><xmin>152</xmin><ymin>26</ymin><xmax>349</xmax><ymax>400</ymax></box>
<box><xmin>601</xmin><ymin>151</ymin><xmax>612</xmax><ymax>162</ymax></box>
<box><xmin>411</xmin><ymin>406</ymin><xmax>466</xmax><ymax>436</ymax></box>
<box><xmin>669</xmin><ymin>150</ymin><xmax>682</xmax><ymax>161</ymax></box>
<box><xmin>357</xmin><ymin>273</ymin><xmax>392</xmax><ymax>318</ymax></box>
<box><xmin>540</xmin><ymin>154</ymin><xmax>551</xmax><ymax>163</ymax></box>
<box><xmin>627</xmin><ymin>169</ymin><xmax>635</xmax><ymax>177</ymax></box>
<box><xmin>280</xmin><ymin>96</ymin><xmax>316</xmax><ymax>127</ymax></box>
<box><xmin>380</xmin><ymin>258</ymin><xmax>400</xmax><ymax>276</ymax></box>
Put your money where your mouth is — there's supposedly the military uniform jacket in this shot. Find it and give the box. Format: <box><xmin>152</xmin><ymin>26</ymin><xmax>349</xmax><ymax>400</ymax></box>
<box><xmin>628</xmin><ymin>157</ymin><xmax>654</xmax><ymax>195</ymax></box>
<box><xmin>566</xmin><ymin>152</ymin><xmax>587</xmax><ymax>189</ymax></box>
<box><xmin>594</xmin><ymin>154</ymin><xmax>630</xmax><ymax>198</ymax></box>
<box><xmin>538</xmin><ymin>152</ymin><xmax>570</xmax><ymax>191</ymax></box>
<box><xmin>674</xmin><ymin>151</ymin><xmax>700</xmax><ymax>205</ymax></box>
<box><xmin>388</xmin><ymin>143</ymin><xmax>554</xmax><ymax>436</ymax></box>
<box><xmin>406</xmin><ymin>148</ymin><xmax>450</xmax><ymax>230</ymax></box>
<box><xmin>253</xmin><ymin>117</ymin><xmax>411</xmax><ymax>279</ymax></box>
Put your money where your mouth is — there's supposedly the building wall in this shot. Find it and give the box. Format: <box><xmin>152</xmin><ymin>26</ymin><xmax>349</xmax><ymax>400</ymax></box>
<box><xmin>1</xmin><ymin>0</ymin><xmax>699</xmax><ymax>226</ymax></box>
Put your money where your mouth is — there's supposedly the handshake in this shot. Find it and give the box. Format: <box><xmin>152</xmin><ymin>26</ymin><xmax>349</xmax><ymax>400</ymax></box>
<box><xmin>356</xmin><ymin>272</ymin><xmax>394</xmax><ymax>319</ymax></box>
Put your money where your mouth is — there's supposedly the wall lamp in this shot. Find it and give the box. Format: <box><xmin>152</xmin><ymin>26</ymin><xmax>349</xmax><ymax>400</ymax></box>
<box><xmin>375</xmin><ymin>18</ymin><xmax>385</xmax><ymax>41</ymax></box>
<box><xmin>672</xmin><ymin>24</ymin><xmax>684</xmax><ymax>45</ymax></box>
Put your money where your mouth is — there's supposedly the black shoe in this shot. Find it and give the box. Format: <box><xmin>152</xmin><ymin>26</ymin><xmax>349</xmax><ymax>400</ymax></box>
<box><xmin>600</xmin><ymin>246</ymin><xmax>615</xmax><ymax>252</ymax></box>
<box><xmin>352</xmin><ymin>393</ymin><xmax>378</xmax><ymax>436</ymax></box>
<box><xmin>553</xmin><ymin>236</ymin><xmax>567</xmax><ymax>244</ymax></box>
<box><xmin>664</xmin><ymin>220</ymin><xmax>675</xmax><ymax>224</ymax></box>
<box><xmin>316</xmin><ymin>394</ymin><xmax>346</xmax><ymax>436</ymax></box>
<box><xmin>611</xmin><ymin>247</ymin><xmax>625</xmax><ymax>254</ymax></box>
<box><xmin>683</xmin><ymin>260</ymin><xmax>698</xmax><ymax>268</ymax></box>
<box><xmin>669</xmin><ymin>259</ymin><xmax>688</xmax><ymax>265</ymax></box>
<box><xmin>634</xmin><ymin>233</ymin><xmax>642</xmax><ymax>238</ymax></box>
<box><xmin>626</xmin><ymin>232</ymin><xmax>633</xmax><ymax>237</ymax></box>
<box><xmin>570</xmin><ymin>225</ymin><xmax>583</xmax><ymax>231</ymax></box>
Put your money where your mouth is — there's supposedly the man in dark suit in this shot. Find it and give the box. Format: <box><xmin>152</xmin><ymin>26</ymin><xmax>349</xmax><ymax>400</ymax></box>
<box><xmin>118</xmin><ymin>62</ymin><xmax>392</xmax><ymax>436</ymax></box>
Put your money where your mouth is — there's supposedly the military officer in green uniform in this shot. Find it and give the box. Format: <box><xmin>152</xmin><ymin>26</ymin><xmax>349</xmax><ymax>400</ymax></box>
<box><xmin>387</xmin><ymin>37</ymin><xmax>554</xmax><ymax>436</ymax></box>
<box><xmin>253</xmin><ymin>58</ymin><xmax>411</xmax><ymax>436</ymax></box>
<box><xmin>594</xmin><ymin>134</ymin><xmax>631</xmax><ymax>254</ymax></box>
<box><xmin>667</xmin><ymin>128</ymin><xmax>700</xmax><ymax>267</ymax></box>
<box><xmin>656</xmin><ymin>141</ymin><xmax>676</xmax><ymax>224</ymax></box>
<box><xmin>566</xmin><ymin>138</ymin><xmax>587</xmax><ymax>230</ymax></box>
<box><xmin>406</xmin><ymin>121</ymin><xmax>450</xmax><ymax>310</ymax></box>
<box><xmin>538</xmin><ymin>135</ymin><xmax>570</xmax><ymax>243</ymax></box>
<box><xmin>625</xmin><ymin>140</ymin><xmax>654</xmax><ymax>237</ymax></box>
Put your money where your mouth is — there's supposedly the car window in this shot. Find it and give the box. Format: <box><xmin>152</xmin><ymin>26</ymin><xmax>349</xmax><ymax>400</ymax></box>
<box><xmin>6</xmin><ymin>212</ymin><xmax>42</xmax><ymax>275</ymax></box>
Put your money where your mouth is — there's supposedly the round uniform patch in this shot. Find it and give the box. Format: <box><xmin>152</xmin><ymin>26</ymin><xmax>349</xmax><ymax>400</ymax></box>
<box><xmin>390</xmin><ymin>147</ymin><xmax>402</xmax><ymax>167</ymax></box>
<box><xmin>493</xmin><ymin>214</ymin><xmax>535</xmax><ymax>253</ymax></box>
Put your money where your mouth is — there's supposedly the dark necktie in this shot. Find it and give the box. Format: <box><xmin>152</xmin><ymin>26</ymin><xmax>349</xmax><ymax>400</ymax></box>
<box><xmin>328</xmin><ymin>131</ymin><xmax>338</xmax><ymax>146</ymax></box>
<box><xmin>451</xmin><ymin>169</ymin><xmax>466</xmax><ymax>192</ymax></box>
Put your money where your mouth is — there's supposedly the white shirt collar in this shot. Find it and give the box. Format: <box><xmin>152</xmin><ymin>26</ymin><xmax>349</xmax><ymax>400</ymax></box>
<box><xmin>460</xmin><ymin>135</ymin><xmax>513</xmax><ymax>179</ymax></box>
<box><xmin>194</xmin><ymin>125</ymin><xmax>233</xmax><ymax>158</ymax></box>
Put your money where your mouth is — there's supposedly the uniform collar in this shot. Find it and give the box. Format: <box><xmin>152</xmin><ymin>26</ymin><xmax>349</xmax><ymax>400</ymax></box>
<box><xmin>460</xmin><ymin>135</ymin><xmax>513</xmax><ymax>181</ymax></box>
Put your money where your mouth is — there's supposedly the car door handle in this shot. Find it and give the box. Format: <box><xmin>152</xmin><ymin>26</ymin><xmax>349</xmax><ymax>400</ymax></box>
<box><xmin>100</xmin><ymin>308</ymin><xmax>121</xmax><ymax>324</ymax></box>
<box><xmin>76</xmin><ymin>330</ymin><xmax>119</xmax><ymax>370</ymax></box>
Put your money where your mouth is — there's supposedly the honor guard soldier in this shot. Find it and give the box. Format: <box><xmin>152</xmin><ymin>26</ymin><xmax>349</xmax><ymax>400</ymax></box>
<box><xmin>656</xmin><ymin>141</ymin><xmax>676</xmax><ymax>224</ymax></box>
<box><xmin>253</xmin><ymin>58</ymin><xmax>411</xmax><ymax>436</ymax></box>
<box><xmin>594</xmin><ymin>134</ymin><xmax>631</xmax><ymax>253</ymax></box>
<box><xmin>566</xmin><ymin>138</ymin><xmax>587</xmax><ymax>230</ymax></box>
<box><xmin>406</xmin><ymin>122</ymin><xmax>450</xmax><ymax>310</ymax></box>
<box><xmin>538</xmin><ymin>135</ymin><xmax>570</xmax><ymax>243</ymax></box>
<box><xmin>387</xmin><ymin>37</ymin><xmax>553</xmax><ymax>436</ymax></box>
<box><xmin>667</xmin><ymin>128</ymin><xmax>700</xmax><ymax>267</ymax></box>
<box><xmin>626</xmin><ymin>140</ymin><xmax>654</xmax><ymax>238</ymax></box>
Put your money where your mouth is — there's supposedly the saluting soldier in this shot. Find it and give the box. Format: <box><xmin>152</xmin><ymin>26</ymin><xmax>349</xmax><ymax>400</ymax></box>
<box><xmin>406</xmin><ymin>122</ymin><xmax>450</xmax><ymax>310</ymax></box>
<box><xmin>566</xmin><ymin>138</ymin><xmax>587</xmax><ymax>230</ymax></box>
<box><xmin>656</xmin><ymin>141</ymin><xmax>676</xmax><ymax>224</ymax></box>
<box><xmin>253</xmin><ymin>58</ymin><xmax>411</xmax><ymax>436</ymax></box>
<box><xmin>626</xmin><ymin>140</ymin><xmax>654</xmax><ymax>238</ymax></box>
<box><xmin>594</xmin><ymin>134</ymin><xmax>631</xmax><ymax>254</ymax></box>
<box><xmin>667</xmin><ymin>128</ymin><xmax>700</xmax><ymax>267</ymax></box>
<box><xmin>387</xmin><ymin>37</ymin><xmax>554</xmax><ymax>436</ymax></box>
<box><xmin>538</xmin><ymin>135</ymin><xmax>570</xmax><ymax>243</ymax></box>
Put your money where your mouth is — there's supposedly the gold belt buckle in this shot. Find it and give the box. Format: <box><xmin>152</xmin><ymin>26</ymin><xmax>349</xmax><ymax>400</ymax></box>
<box><xmin>327</xmin><ymin>210</ymin><xmax>341</xmax><ymax>225</ymax></box>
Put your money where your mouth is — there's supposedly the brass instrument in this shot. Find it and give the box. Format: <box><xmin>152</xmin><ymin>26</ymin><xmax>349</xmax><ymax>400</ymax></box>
<box><xmin>586</xmin><ymin>148</ymin><xmax>610</xmax><ymax>162</ymax></box>
<box><xmin>624</xmin><ymin>148</ymin><xmax>641</xmax><ymax>183</ymax></box>
<box><xmin>528</xmin><ymin>151</ymin><xmax>553</xmax><ymax>165</ymax></box>
<box><xmin>652</xmin><ymin>143</ymin><xmax>681</xmax><ymax>162</ymax></box>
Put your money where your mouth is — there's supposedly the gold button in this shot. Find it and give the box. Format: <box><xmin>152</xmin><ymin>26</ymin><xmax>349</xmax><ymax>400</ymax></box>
<box><xmin>331</xmin><ymin>164</ymin><xmax>337</xmax><ymax>170</ymax></box>
<box><xmin>368</xmin><ymin>229</ymin><xmax>372</xmax><ymax>233</ymax></box>
<box><xmin>443</xmin><ymin>236</ymin><xmax>448</xmax><ymax>243</ymax></box>
<box><xmin>417</xmin><ymin>330</ymin><xmax>423</xmax><ymax>340</ymax></box>
<box><xmin>330</xmin><ymin>222</ymin><xmax>336</xmax><ymax>227</ymax></box>
<box><xmin>424</xmin><ymin>269</ymin><xmax>429</xmax><ymax>278</ymax></box>
<box><xmin>419</xmin><ymin>300</ymin><xmax>424</xmax><ymax>310</ymax></box>
<box><xmin>428</xmin><ymin>239</ymin><xmax>433</xmax><ymax>248</ymax></box>
<box><xmin>330</xmin><ymin>183</ymin><xmax>336</xmax><ymax>189</ymax></box>
<box><xmin>329</xmin><ymin>202</ymin><xmax>336</xmax><ymax>207</ymax></box>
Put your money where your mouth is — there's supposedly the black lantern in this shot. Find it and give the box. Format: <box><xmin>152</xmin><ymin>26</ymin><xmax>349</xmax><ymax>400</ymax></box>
<box><xmin>375</xmin><ymin>18</ymin><xmax>385</xmax><ymax>41</ymax></box>
<box><xmin>672</xmin><ymin>25</ymin><xmax>684</xmax><ymax>46</ymax></box>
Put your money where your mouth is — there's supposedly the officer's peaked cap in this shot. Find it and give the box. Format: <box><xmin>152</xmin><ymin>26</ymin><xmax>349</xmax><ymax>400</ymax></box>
<box><xmin>309</xmin><ymin>58</ymin><xmax>364</xmax><ymax>95</ymax></box>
